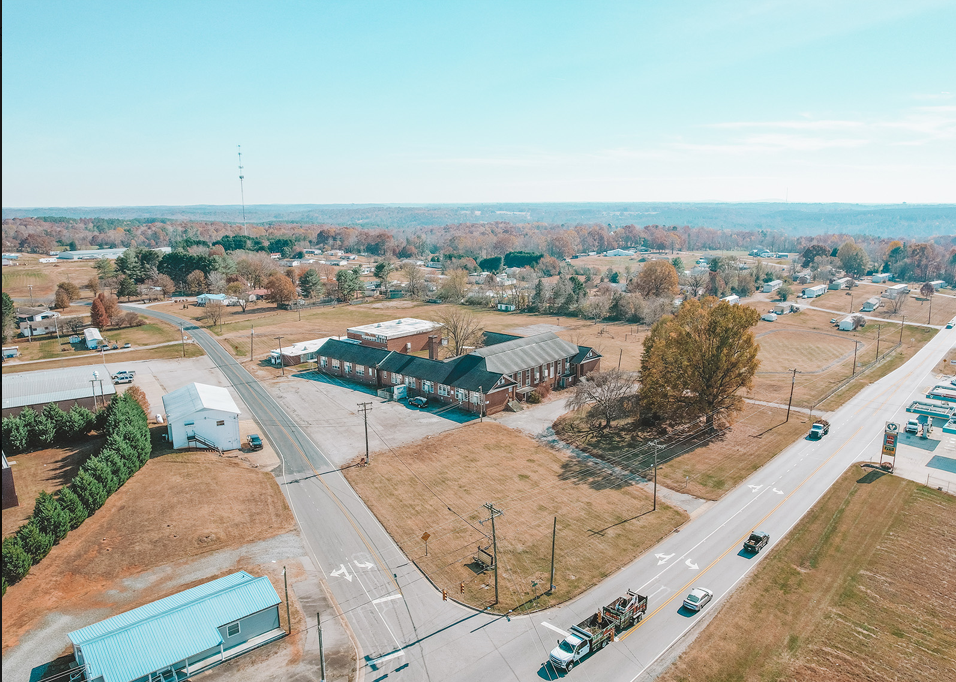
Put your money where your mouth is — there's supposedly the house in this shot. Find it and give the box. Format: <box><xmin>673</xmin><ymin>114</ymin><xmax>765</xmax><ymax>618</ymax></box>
<box><xmin>346</xmin><ymin>318</ymin><xmax>444</xmax><ymax>353</ymax></box>
<box><xmin>2</xmin><ymin>346</ymin><xmax>20</xmax><ymax>359</ymax></box>
<box><xmin>196</xmin><ymin>293</ymin><xmax>238</xmax><ymax>307</ymax></box>
<box><xmin>839</xmin><ymin>315</ymin><xmax>865</xmax><ymax>331</ymax></box>
<box><xmin>247</xmin><ymin>289</ymin><xmax>270</xmax><ymax>301</ymax></box>
<box><xmin>829</xmin><ymin>277</ymin><xmax>852</xmax><ymax>290</ymax></box>
<box><xmin>720</xmin><ymin>294</ymin><xmax>740</xmax><ymax>305</ymax></box>
<box><xmin>67</xmin><ymin>572</ymin><xmax>284</xmax><ymax>682</ymax></box>
<box><xmin>928</xmin><ymin>280</ymin><xmax>946</xmax><ymax>290</ymax></box>
<box><xmin>2</xmin><ymin>365</ymin><xmax>116</xmax><ymax>417</ymax></box>
<box><xmin>2</xmin><ymin>452</ymin><xmax>19</xmax><ymax>510</ymax></box>
<box><xmin>162</xmin><ymin>383</ymin><xmax>241</xmax><ymax>451</ymax></box>
<box><xmin>17</xmin><ymin>307</ymin><xmax>60</xmax><ymax>337</ymax></box>
<box><xmin>85</xmin><ymin>328</ymin><xmax>104</xmax><ymax>350</ymax></box>
<box><xmin>38</xmin><ymin>257</ymin><xmax>58</xmax><ymax>263</ymax></box>
<box><xmin>802</xmin><ymin>284</ymin><xmax>827</xmax><ymax>298</ymax></box>
<box><xmin>861</xmin><ymin>297</ymin><xmax>880</xmax><ymax>312</ymax></box>
<box><xmin>762</xmin><ymin>280</ymin><xmax>783</xmax><ymax>293</ymax></box>
<box><xmin>871</xmin><ymin>273</ymin><xmax>890</xmax><ymax>284</ymax></box>
<box><xmin>882</xmin><ymin>283</ymin><xmax>910</xmax><ymax>300</ymax></box>
<box><xmin>773</xmin><ymin>303</ymin><xmax>800</xmax><ymax>315</ymax></box>
<box><xmin>315</xmin><ymin>329</ymin><xmax>601</xmax><ymax>415</ymax></box>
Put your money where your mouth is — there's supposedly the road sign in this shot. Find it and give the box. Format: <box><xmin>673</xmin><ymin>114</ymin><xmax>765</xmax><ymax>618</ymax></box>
<box><xmin>882</xmin><ymin>422</ymin><xmax>899</xmax><ymax>457</ymax></box>
<box><xmin>421</xmin><ymin>532</ymin><xmax>430</xmax><ymax>543</ymax></box>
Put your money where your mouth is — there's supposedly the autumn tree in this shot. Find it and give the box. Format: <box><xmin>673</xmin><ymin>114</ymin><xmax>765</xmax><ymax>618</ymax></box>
<box><xmin>225</xmin><ymin>282</ymin><xmax>253</xmax><ymax>311</ymax></box>
<box><xmin>640</xmin><ymin>297</ymin><xmax>761</xmax><ymax>429</ymax></box>
<box><xmin>836</xmin><ymin>241</ymin><xmax>869</xmax><ymax>278</ymax></box>
<box><xmin>801</xmin><ymin>244</ymin><xmax>831</xmax><ymax>268</ymax></box>
<box><xmin>185</xmin><ymin>270</ymin><xmax>207</xmax><ymax>295</ymax></box>
<box><xmin>90</xmin><ymin>297</ymin><xmax>109</xmax><ymax>329</ymax></box>
<box><xmin>203</xmin><ymin>300</ymin><xmax>225</xmax><ymax>330</ymax></box>
<box><xmin>86</xmin><ymin>276</ymin><xmax>100</xmax><ymax>295</ymax></box>
<box><xmin>629</xmin><ymin>260</ymin><xmax>680</xmax><ymax>298</ymax></box>
<box><xmin>54</xmin><ymin>287</ymin><xmax>72</xmax><ymax>310</ymax></box>
<box><xmin>153</xmin><ymin>274</ymin><xmax>176</xmax><ymax>298</ymax></box>
<box><xmin>438</xmin><ymin>268</ymin><xmax>468</xmax><ymax>302</ymax></box>
<box><xmin>265</xmin><ymin>274</ymin><xmax>297</xmax><ymax>306</ymax></box>
<box><xmin>435</xmin><ymin>308</ymin><xmax>483</xmax><ymax>356</ymax></box>
<box><xmin>565</xmin><ymin>369</ymin><xmax>638</xmax><ymax>428</ymax></box>
<box><xmin>57</xmin><ymin>281</ymin><xmax>81</xmax><ymax>302</ymax></box>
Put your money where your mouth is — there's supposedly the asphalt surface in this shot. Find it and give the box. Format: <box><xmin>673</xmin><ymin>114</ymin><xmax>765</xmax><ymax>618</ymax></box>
<box><xmin>130</xmin><ymin>305</ymin><xmax>955</xmax><ymax>681</ymax></box>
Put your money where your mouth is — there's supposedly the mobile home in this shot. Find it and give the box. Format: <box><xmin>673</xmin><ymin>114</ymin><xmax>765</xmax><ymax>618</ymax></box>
<box><xmin>762</xmin><ymin>280</ymin><xmax>782</xmax><ymax>293</ymax></box>
<box><xmin>861</xmin><ymin>297</ymin><xmax>880</xmax><ymax>312</ymax></box>
<box><xmin>802</xmin><ymin>284</ymin><xmax>827</xmax><ymax>299</ymax></box>
<box><xmin>882</xmin><ymin>283</ymin><xmax>910</xmax><ymax>300</ymax></box>
<box><xmin>871</xmin><ymin>273</ymin><xmax>890</xmax><ymax>284</ymax></box>
<box><xmin>829</xmin><ymin>277</ymin><xmax>852</xmax><ymax>290</ymax></box>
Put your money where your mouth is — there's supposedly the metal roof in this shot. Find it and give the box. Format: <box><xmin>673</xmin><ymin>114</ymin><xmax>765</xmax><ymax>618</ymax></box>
<box><xmin>471</xmin><ymin>332</ymin><xmax>581</xmax><ymax>375</ymax></box>
<box><xmin>162</xmin><ymin>383</ymin><xmax>241</xmax><ymax>420</ymax></box>
<box><xmin>347</xmin><ymin>317</ymin><xmax>442</xmax><ymax>339</ymax></box>
<box><xmin>69</xmin><ymin>572</ymin><xmax>280</xmax><ymax>682</ymax></box>
<box><xmin>84</xmin><ymin>328</ymin><xmax>103</xmax><ymax>342</ymax></box>
<box><xmin>1</xmin><ymin>366</ymin><xmax>116</xmax><ymax>411</ymax></box>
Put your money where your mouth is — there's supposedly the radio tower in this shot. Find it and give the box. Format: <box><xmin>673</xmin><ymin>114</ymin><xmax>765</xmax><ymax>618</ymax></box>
<box><xmin>237</xmin><ymin>145</ymin><xmax>247</xmax><ymax>236</ymax></box>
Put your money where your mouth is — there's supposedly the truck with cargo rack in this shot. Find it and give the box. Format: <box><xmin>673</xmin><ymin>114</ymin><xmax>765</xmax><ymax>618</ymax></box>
<box><xmin>809</xmin><ymin>419</ymin><xmax>830</xmax><ymax>439</ymax></box>
<box><xmin>549</xmin><ymin>590</ymin><xmax>648</xmax><ymax>672</ymax></box>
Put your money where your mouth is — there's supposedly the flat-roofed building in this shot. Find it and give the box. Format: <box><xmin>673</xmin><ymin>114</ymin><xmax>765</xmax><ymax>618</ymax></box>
<box><xmin>346</xmin><ymin>317</ymin><xmax>443</xmax><ymax>352</ymax></box>
<box><xmin>2</xmin><ymin>366</ymin><xmax>116</xmax><ymax>417</ymax></box>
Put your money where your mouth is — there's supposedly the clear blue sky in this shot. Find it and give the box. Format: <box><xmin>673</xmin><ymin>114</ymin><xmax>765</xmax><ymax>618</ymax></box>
<box><xmin>2</xmin><ymin>0</ymin><xmax>954</xmax><ymax>206</ymax></box>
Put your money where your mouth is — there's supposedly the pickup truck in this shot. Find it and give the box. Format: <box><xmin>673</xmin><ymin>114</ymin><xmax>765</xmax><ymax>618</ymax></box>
<box><xmin>549</xmin><ymin>590</ymin><xmax>647</xmax><ymax>672</ymax></box>
<box><xmin>111</xmin><ymin>370</ymin><xmax>136</xmax><ymax>384</ymax></box>
<box><xmin>743</xmin><ymin>530</ymin><xmax>770</xmax><ymax>553</ymax></box>
<box><xmin>808</xmin><ymin>419</ymin><xmax>830</xmax><ymax>439</ymax></box>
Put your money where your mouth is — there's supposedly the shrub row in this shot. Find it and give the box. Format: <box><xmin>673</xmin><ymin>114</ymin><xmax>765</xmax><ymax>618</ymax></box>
<box><xmin>2</xmin><ymin>392</ymin><xmax>151</xmax><ymax>595</ymax></box>
<box><xmin>2</xmin><ymin>403</ymin><xmax>102</xmax><ymax>455</ymax></box>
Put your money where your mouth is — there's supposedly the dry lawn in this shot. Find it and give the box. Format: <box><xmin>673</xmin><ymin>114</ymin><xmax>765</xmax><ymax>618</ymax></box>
<box><xmin>5</xmin><ymin>319</ymin><xmax>186</xmax><ymax>364</ymax></box>
<box><xmin>1</xmin><ymin>342</ymin><xmax>204</xmax><ymax>374</ymax></box>
<box><xmin>1</xmin><ymin>257</ymin><xmax>100</xmax><ymax>302</ymax></box>
<box><xmin>555</xmin><ymin>403</ymin><xmax>811</xmax><ymax>501</ymax></box>
<box><xmin>1</xmin><ymin>450</ymin><xmax>295</xmax><ymax>654</ymax></box>
<box><xmin>343</xmin><ymin>421</ymin><xmax>687</xmax><ymax>613</ymax></box>
<box><xmin>660</xmin><ymin>465</ymin><xmax>956</xmax><ymax>682</ymax></box>
<box><xmin>2</xmin><ymin>438</ymin><xmax>105</xmax><ymax>538</ymax></box>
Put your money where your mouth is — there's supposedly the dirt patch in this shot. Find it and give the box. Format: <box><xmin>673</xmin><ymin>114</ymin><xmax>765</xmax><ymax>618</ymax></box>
<box><xmin>1</xmin><ymin>451</ymin><xmax>295</xmax><ymax>654</ymax></box>
<box><xmin>343</xmin><ymin>421</ymin><xmax>687</xmax><ymax>613</ymax></box>
<box><xmin>554</xmin><ymin>403</ymin><xmax>812</xmax><ymax>500</ymax></box>
<box><xmin>659</xmin><ymin>465</ymin><xmax>956</xmax><ymax>682</ymax></box>
<box><xmin>2</xmin><ymin>438</ymin><xmax>105</xmax><ymax>538</ymax></box>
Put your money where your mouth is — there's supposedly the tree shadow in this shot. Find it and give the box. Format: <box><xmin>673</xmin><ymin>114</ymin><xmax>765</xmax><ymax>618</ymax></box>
<box><xmin>856</xmin><ymin>470</ymin><xmax>886</xmax><ymax>484</ymax></box>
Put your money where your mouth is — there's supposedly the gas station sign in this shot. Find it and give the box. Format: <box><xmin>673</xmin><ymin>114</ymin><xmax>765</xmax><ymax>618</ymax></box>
<box><xmin>882</xmin><ymin>422</ymin><xmax>899</xmax><ymax>457</ymax></box>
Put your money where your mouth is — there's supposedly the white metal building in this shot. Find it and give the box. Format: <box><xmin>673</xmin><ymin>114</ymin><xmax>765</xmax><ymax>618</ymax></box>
<box><xmin>762</xmin><ymin>280</ymin><xmax>782</xmax><ymax>293</ymax></box>
<box><xmin>85</xmin><ymin>328</ymin><xmax>104</xmax><ymax>350</ymax></box>
<box><xmin>720</xmin><ymin>294</ymin><xmax>740</xmax><ymax>305</ymax></box>
<box><xmin>829</xmin><ymin>277</ymin><xmax>852</xmax><ymax>290</ymax></box>
<box><xmin>871</xmin><ymin>273</ymin><xmax>890</xmax><ymax>283</ymax></box>
<box><xmin>162</xmin><ymin>383</ymin><xmax>241</xmax><ymax>451</ymax></box>
<box><xmin>802</xmin><ymin>284</ymin><xmax>827</xmax><ymax>298</ymax></box>
<box><xmin>882</xmin><ymin>283</ymin><xmax>910</xmax><ymax>300</ymax></box>
<box><xmin>861</xmin><ymin>297</ymin><xmax>880</xmax><ymax>312</ymax></box>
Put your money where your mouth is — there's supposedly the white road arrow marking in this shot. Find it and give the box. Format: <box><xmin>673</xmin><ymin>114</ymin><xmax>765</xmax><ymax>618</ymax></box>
<box><xmin>331</xmin><ymin>564</ymin><xmax>353</xmax><ymax>582</ymax></box>
<box><xmin>655</xmin><ymin>553</ymin><xmax>675</xmax><ymax>565</ymax></box>
<box><xmin>773</xmin><ymin>488</ymin><xmax>784</xmax><ymax>494</ymax></box>
<box><xmin>748</xmin><ymin>485</ymin><xmax>763</xmax><ymax>493</ymax></box>
<box><xmin>685</xmin><ymin>559</ymin><xmax>699</xmax><ymax>570</ymax></box>
<box><xmin>353</xmin><ymin>560</ymin><xmax>374</xmax><ymax>569</ymax></box>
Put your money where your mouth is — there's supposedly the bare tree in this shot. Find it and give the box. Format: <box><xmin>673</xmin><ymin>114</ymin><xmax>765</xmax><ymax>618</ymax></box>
<box><xmin>565</xmin><ymin>369</ymin><xmax>639</xmax><ymax>428</ymax></box>
<box><xmin>403</xmin><ymin>262</ymin><xmax>427</xmax><ymax>299</ymax></box>
<box><xmin>683</xmin><ymin>270</ymin><xmax>708</xmax><ymax>299</ymax></box>
<box><xmin>203</xmin><ymin>300</ymin><xmax>225</xmax><ymax>330</ymax></box>
<box><xmin>885</xmin><ymin>290</ymin><xmax>909</xmax><ymax>315</ymax></box>
<box><xmin>435</xmin><ymin>308</ymin><xmax>484</xmax><ymax>356</ymax></box>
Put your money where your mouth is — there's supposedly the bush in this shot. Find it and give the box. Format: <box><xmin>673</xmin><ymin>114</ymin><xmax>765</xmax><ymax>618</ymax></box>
<box><xmin>17</xmin><ymin>521</ymin><xmax>54</xmax><ymax>565</ymax></box>
<box><xmin>33</xmin><ymin>491</ymin><xmax>70</xmax><ymax>543</ymax></box>
<box><xmin>536</xmin><ymin>383</ymin><xmax>552</xmax><ymax>400</ymax></box>
<box><xmin>527</xmin><ymin>391</ymin><xmax>542</xmax><ymax>404</ymax></box>
<box><xmin>57</xmin><ymin>487</ymin><xmax>88</xmax><ymax>529</ymax></box>
<box><xmin>2</xmin><ymin>536</ymin><xmax>32</xmax><ymax>586</ymax></box>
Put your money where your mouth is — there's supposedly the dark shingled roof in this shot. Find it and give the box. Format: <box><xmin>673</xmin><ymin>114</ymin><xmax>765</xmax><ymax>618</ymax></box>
<box><xmin>481</xmin><ymin>331</ymin><xmax>523</xmax><ymax>347</ymax></box>
<box><xmin>379</xmin><ymin>352</ymin><xmax>513</xmax><ymax>393</ymax></box>
<box><xmin>571</xmin><ymin>345</ymin><xmax>601</xmax><ymax>364</ymax></box>
<box><xmin>317</xmin><ymin>339</ymin><xmax>391</xmax><ymax>367</ymax></box>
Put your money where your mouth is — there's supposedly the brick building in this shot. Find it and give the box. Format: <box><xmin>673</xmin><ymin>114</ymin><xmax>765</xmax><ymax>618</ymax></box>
<box><xmin>346</xmin><ymin>318</ymin><xmax>443</xmax><ymax>352</ymax></box>
<box><xmin>315</xmin><ymin>326</ymin><xmax>601</xmax><ymax>416</ymax></box>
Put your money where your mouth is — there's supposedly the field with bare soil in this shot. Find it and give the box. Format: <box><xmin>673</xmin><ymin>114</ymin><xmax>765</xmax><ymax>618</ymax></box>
<box><xmin>660</xmin><ymin>465</ymin><xmax>956</xmax><ymax>682</ymax></box>
<box><xmin>555</xmin><ymin>403</ymin><xmax>811</xmax><ymax>500</ymax></box>
<box><xmin>342</xmin><ymin>421</ymin><xmax>687</xmax><ymax>613</ymax></box>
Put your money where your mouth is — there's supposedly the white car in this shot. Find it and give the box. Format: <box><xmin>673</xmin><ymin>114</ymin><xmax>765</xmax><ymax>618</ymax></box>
<box><xmin>683</xmin><ymin>587</ymin><xmax>713</xmax><ymax>612</ymax></box>
<box><xmin>904</xmin><ymin>419</ymin><xmax>920</xmax><ymax>434</ymax></box>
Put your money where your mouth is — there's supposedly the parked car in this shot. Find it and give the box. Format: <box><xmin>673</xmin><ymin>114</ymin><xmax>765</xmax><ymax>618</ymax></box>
<box><xmin>682</xmin><ymin>587</ymin><xmax>713</xmax><ymax>612</ymax></box>
<box><xmin>743</xmin><ymin>531</ymin><xmax>770</xmax><ymax>553</ymax></box>
<box><xmin>248</xmin><ymin>434</ymin><xmax>263</xmax><ymax>450</ymax></box>
<box><xmin>904</xmin><ymin>419</ymin><xmax>920</xmax><ymax>434</ymax></box>
<box><xmin>408</xmin><ymin>396</ymin><xmax>429</xmax><ymax>408</ymax></box>
<box><xmin>111</xmin><ymin>371</ymin><xmax>135</xmax><ymax>384</ymax></box>
<box><xmin>123</xmin><ymin>342</ymin><xmax>131</xmax><ymax>348</ymax></box>
<box><xmin>111</xmin><ymin>343</ymin><xmax>119</xmax><ymax>350</ymax></box>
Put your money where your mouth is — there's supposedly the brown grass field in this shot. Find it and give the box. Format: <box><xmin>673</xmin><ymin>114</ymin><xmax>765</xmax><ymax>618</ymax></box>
<box><xmin>5</xmin><ymin>319</ymin><xmax>187</xmax><ymax>362</ymax></box>
<box><xmin>1</xmin><ymin>449</ymin><xmax>295</xmax><ymax>654</ymax></box>
<box><xmin>1</xmin><ymin>342</ymin><xmax>204</xmax><ymax>374</ymax></box>
<box><xmin>660</xmin><ymin>465</ymin><xmax>956</xmax><ymax>682</ymax></box>
<box><xmin>342</xmin><ymin>421</ymin><xmax>688</xmax><ymax>613</ymax></box>
<box><xmin>554</xmin><ymin>403</ymin><xmax>811</xmax><ymax>501</ymax></box>
<box><xmin>2</xmin><ymin>257</ymin><xmax>100</xmax><ymax>302</ymax></box>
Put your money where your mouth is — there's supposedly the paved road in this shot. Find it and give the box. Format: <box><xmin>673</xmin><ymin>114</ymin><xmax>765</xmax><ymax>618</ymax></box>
<box><xmin>130</xmin><ymin>305</ymin><xmax>954</xmax><ymax>681</ymax></box>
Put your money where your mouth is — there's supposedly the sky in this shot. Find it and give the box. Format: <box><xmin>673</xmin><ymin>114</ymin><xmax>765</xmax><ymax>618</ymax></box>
<box><xmin>2</xmin><ymin>0</ymin><xmax>955</xmax><ymax>207</ymax></box>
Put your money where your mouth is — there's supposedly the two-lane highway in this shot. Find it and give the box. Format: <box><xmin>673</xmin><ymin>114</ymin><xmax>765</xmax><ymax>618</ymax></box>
<box><xmin>130</xmin><ymin>303</ymin><xmax>954</xmax><ymax>681</ymax></box>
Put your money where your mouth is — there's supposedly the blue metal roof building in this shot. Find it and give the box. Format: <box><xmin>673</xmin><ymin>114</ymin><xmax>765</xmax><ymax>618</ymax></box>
<box><xmin>68</xmin><ymin>572</ymin><xmax>285</xmax><ymax>682</ymax></box>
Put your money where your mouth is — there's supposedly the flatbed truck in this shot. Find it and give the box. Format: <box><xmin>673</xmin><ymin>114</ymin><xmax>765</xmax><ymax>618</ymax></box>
<box><xmin>549</xmin><ymin>590</ymin><xmax>648</xmax><ymax>672</ymax></box>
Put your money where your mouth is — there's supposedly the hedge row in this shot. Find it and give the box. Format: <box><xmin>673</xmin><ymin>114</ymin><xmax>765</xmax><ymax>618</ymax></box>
<box><xmin>2</xmin><ymin>392</ymin><xmax>151</xmax><ymax>595</ymax></box>
<box><xmin>2</xmin><ymin>403</ymin><xmax>102</xmax><ymax>455</ymax></box>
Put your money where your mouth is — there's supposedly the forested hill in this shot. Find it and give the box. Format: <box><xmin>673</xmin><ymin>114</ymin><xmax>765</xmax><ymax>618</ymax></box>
<box><xmin>3</xmin><ymin>203</ymin><xmax>954</xmax><ymax>238</ymax></box>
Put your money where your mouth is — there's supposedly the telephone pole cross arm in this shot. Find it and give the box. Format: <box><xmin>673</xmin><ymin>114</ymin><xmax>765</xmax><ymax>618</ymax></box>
<box><xmin>479</xmin><ymin>502</ymin><xmax>504</xmax><ymax>605</ymax></box>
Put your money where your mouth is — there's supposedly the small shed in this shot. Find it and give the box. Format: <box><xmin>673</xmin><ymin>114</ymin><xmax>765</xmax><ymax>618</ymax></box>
<box><xmin>928</xmin><ymin>280</ymin><xmax>945</xmax><ymax>290</ymax></box>
<box><xmin>497</xmin><ymin>303</ymin><xmax>516</xmax><ymax>312</ymax></box>
<box><xmin>162</xmin><ymin>383</ymin><xmax>241</xmax><ymax>451</ymax></box>
<box><xmin>2</xmin><ymin>346</ymin><xmax>19</xmax><ymax>359</ymax></box>
<box><xmin>861</xmin><ymin>297</ymin><xmax>880</xmax><ymax>312</ymax></box>
<box><xmin>84</xmin><ymin>328</ymin><xmax>104</xmax><ymax>350</ymax></box>
<box><xmin>762</xmin><ymin>280</ymin><xmax>782</xmax><ymax>293</ymax></box>
<box><xmin>68</xmin><ymin>571</ymin><xmax>284</xmax><ymax>682</ymax></box>
<box><xmin>871</xmin><ymin>273</ymin><xmax>890</xmax><ymax>284</ymax></box>
<box><xmin>720</xmin><ymin>294</ymin><xmax>740</xmax><ymax>305</ymax></box>
<box><xmin>802</xmin><ymin>284</ymin><xmax>827</xmax><ymax>298</ymax></box>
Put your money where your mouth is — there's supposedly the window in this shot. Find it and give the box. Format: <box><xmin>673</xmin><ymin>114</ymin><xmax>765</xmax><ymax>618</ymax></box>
<box><xmin>423</xmin><ymin>380</ymin><xmax>434</xmax><ymax>393</ymax></box>
<box><xmin>226</xmin><ymin>622</ymin><xmax>240</xmax><ymax>637</ymax></box>
<box><xmin>356</xmin><ymin>365</ymin><xmax>365</xmax><ymax>376</ymax></box>
<box><xmin>471</xmin><ymin>391</ymin><xmax>482</xmax><ymax>404</ymax></box>
<box><xmin>456</xmin><ymin>388</ymin><xmax>467</xmax><ymax>401</ymax></box>
<box><xmin>320</xmin><ymin>356</ymin><xmax>327</xmax><ymax>367</ymax></box>
<box><xmin>344</xmin><ymin>362</ymin><xmax>352</xmax><ymax>374</ymax></box>
<box><xmin>438</xmin><ymin>384</ymin><xmax>449</xmax><ymax>396</ymax></box>
<box><xmin>332</xmin><ymin>359</ymin><xmax>340</xmax><ymax>369</ymax></box>
<box><xmin>393</xmin><ymin>373</ymin><xmax>403</xmax><ymax>385</ymax></box>
<box><xmin>184</xmin><ymin>421</ymin><xmax>195</xmax><ymax>426</ymax></box>
<box><xmin>534</xmin><ymin>367</ymin><xmax>540</xmax><ymax>383</ymax></box>
<box><xmin>216</xmin><ymin>420</ymin><xmax>225</xmax><ymax>426</ymax></box>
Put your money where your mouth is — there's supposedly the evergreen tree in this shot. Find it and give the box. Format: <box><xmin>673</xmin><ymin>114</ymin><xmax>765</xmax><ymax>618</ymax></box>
<box><xmin>101</xmin><ymin>448</ymin><xmax>132</xmax><ymax>486</ymax></box>
<box><xmin>531</xmin><ymin>279</ymin><xmax>546</xmax><ymax>311</ymax></box>
<box><xmin>73</xmin><ymin>469</ymin><xmax>108</xmax><ymax>513</ymax></box>
<box><xmin>17</xmin><ymin>407</ymin><xmax>38</xmax><ymax>448</ymax></box>
<box><xmin>56</xmin><ymin>487</ymin><xmax>89</xmax><ymax>529</ymax></box>
<box><xmin>84</xmin><ymin>455</ymin><xmax>119</xmax><ymax>495</ymax></box>
<box><xmin>34</xmin><ymin>415</ymin><xmax>57</xmax><ymax>446</ymax></box>
<box><xmin>33</xmin><ymin>491</ymin><xmax>70</xmax><ymax>543</ymax></box>
<box><xmin>42</xmin><ymin>403</ymin><xmax>69</xmax><ymax>442</ymax></box>
<box><xmin>2</xmin><ymin>536</ymin><xmax>32</xmax><ymax>585</ymax></box>
<box><xmin>298</xmin><ymin>268</ymin><xmax>323</xmax><ymax>299</ymax></box>
<box><xmin>17</xmin><ymin>521</ymin><xmax>53</xmax><ymax>565</ymax></box>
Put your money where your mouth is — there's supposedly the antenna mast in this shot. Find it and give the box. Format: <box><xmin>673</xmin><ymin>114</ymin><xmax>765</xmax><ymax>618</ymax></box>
<box><xmin>238</xmin><ymin>145</ymin><xmax>247</xmax><ymax>236</ymax></box>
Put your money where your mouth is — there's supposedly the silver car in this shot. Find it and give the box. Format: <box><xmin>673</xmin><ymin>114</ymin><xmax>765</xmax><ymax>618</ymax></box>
<box><xmin>683</xmin><ymin>587</ymin><xmax>713</xmax><ymax>612</ymax></box>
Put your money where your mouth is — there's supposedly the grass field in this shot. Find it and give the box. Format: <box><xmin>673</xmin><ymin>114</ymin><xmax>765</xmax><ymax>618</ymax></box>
<box><xmin>1</xmin><ymin>342</ymin><xmax>204</xmax><ymax>374</ymax></box>
<box><xmin>2</xmin><ymin>256</ymin><xmax>100</xmax><ymax>302</ymax></box>
<box><xmin>1</xmin><ymin>449</ymin><xmax>295</xmax><ymax>654</ymax></box>
<box><xmin>342</xmin><ymin>421</ymin><xmax>688</xmax><ymax>613</ymax></box>
<box><xmin>660</xmin><ymin>465</ymin><xmax>956</xmax><ymax>682</ymax></box>
<box><xmin>554</xmin><ymin>403</ymin><xmax>811</xmax><ymax>500</ymax></box>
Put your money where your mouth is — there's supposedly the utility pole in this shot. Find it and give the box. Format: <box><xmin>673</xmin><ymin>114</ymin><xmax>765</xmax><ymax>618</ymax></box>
<box><xmin>875</xmin><ymin>324</ymin><xmax>881</xmax><ymax>361</ymax></box>
<box><xmin>237</xmin><ymin>145</ymin><xmax>247</xmax><ymax>236</ymax></box>
<box><xmin>480</xmin><ymin>502</ymin><xmax>504</xmax><ymax>605</ymax></box>
<box><xmin>928</xmin><ymin>294</ymin><xmax>933</xmax><ymax>325</ymax></box>
<box><xmin>786</xmin><ymin>368</ymin><xmax>800</xmax><ymax>422</ymax></box>
<box><xmin>283</xmin><ymin>566</ymin><xmax>291</xmax><ymax>634</ymax></box>
<box><xmin>250</xmin><ymin>325</ymin><xmax>254</xmax><ymax>362</ymax></box>
<box><xmin>618</xmin><ymin>348</ymin><xmax>622</xmax><ymax>370</ymax></box>
<box><xmin>180</xmin><ymin>324</ymin><xmax>186</xmax><ymax>358</ymax></box>
<box><xmin>900</xmin><ymin>315</ymin><xmax>905</xmax><ymax>345</ymax></box>
<box><xmin>317</xmin><ymin>612</ymin><xmax>326</xmax><ymax>682</ymax></box>
<box><xmin>274</xmin><ymin>336</ymin><xmax>284</xmax><ymax>376</ymax></box>
<box><xmin>357</xmin><ymin>402</ymin><xmax>372</xmax><ymax>464</ymax></box>
<box><xmin>28</xmin><ymin>284</ymin><xmax>34</xmax><ymax>306</ymax></box>
<box><xmin>852</xmin><ymin>340</ymin><xmax>859</xmax><ymax>375</ymax></box>
<box><xmin>549</xmin><ymin>516</ymin><xmax>557</xmax><ymax>593</ymax></box>
<box><xmin>652</xmin><ymin>441</ymin><xmax>659</xmax><ymax>511</ymax></box>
